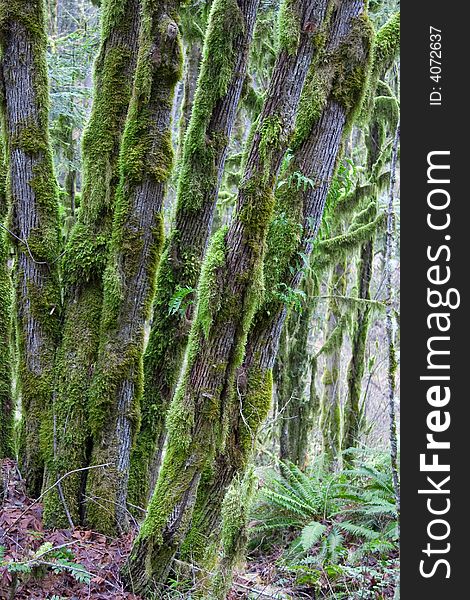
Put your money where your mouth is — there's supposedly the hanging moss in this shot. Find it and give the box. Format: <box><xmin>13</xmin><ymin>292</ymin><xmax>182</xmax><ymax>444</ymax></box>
<box><xmin>315</xmin><ymin>211</ymin><xmax>385</xmax><ymax>269</ymax></box>
<box><xmin>361</xmin><ymin>11</ymin><xmax>400</xmax><ymax>120</ymax></box>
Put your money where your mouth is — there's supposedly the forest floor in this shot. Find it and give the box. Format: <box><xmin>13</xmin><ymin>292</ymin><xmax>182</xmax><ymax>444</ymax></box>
<box><xmin>0</xmin><ymin>460</ymin><xmax>398</xmax><ymax>599</ymax></box>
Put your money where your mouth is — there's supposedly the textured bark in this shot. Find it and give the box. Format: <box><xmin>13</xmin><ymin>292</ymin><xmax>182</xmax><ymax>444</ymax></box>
<box><xmin>185</xmin><ymin>0</ymin><xmax>372</xmax><ymax>550</ymax></box>
<box><xmin>42</xmin><ymin>0</ymin><xmax>142</xmax><ymax>528</ymax></box>
<box><xmin>123</xmin><ymin>0</ymin><xmax>326</xmax><ymax>590</ymax></box>
<box><xmin>84</xmin><ymin>0</ymin><xmax>183</xmax><ymax>536</ymax></box>
<box><xmin>128</xmin><ymin>0</ymin><xmax>260</xmax><ymax>511</ymax></box>
<box><xmin>0</xmin><ymin>0</ymin><xmax>61</xmax><ymax>496</ymax></box>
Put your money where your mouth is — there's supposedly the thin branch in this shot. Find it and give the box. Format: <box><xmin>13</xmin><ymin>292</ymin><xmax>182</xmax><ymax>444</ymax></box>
<box><xmin>0</xmin><ymin>463</ymin><xmax>110</xmax><ymax>540</ymax></box>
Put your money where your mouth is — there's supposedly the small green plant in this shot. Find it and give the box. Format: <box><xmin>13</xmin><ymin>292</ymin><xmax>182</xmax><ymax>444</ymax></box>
<box><xmin>250</xmin><ymin>450</ymin><xmax>399</xmax><ymax>597</ymax></box>
<box><xmin>0</xmin><ymin>542</ymin><xmax>92</xmax><ymax>592</ymax></box>
<box><xmin>168</xmin><ymin>285</ymin><xmax>195</xmax><ymax>316</ymax></box>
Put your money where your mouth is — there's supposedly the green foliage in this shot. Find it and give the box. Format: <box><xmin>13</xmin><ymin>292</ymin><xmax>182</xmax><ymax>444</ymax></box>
<box><xmin>251</xmin><ymin>450</ymin><xmax>398</xmax><ymax>566</ymax></box>
<box><xmin>0</xmin><ymin>542</ymin><xmax>92</xmax><ymax>586</ymax></box>
<box><xmin>168</xmin><ymin>285</ymin><xmax>196</xmax><ymax>316</ymax></box>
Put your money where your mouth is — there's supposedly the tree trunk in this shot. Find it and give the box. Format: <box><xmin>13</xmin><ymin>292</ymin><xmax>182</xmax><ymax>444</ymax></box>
<box><xmin>123</xmin><ymin>0</ymin><xmax>327</xmax><ymax>591</ymax></box>
<box><xmin>342</xmin><ymin>10</ymin><xmax>401</xmax><ymax>450</ymax></box>
<box><xmin>42</xmin><ymin>0</ymin><xmax>141</xmax><ymax>528</ymax></box>
<box><xmin>279</xmin><ymin>286</ymin><xmax>317</xmax><ymax>468</ymax></box>
<box><xmin>343</xmin><ymin>239</ymin><xmax>372</xmax><ymax>449</ymax></box>
<box><xmin>83</xmin><ymin>0</ymin><xmax>183</xmax><ymax>536</ymax></box>
<box><xmin>128</xmin><ymin>0</ymin><xmax>260</xmax><ymax>511</ymax></box>
<box><xmin>0</xmin><ymin>0</ymin><xmax>62</xmax><ymax>496</ymax></box>
<box><xmin>0</xmin><ymin>141</ymin><xmax>13</xmax><ymax>458</ymax></box>
<box><xmin>320</xmin><ymin>260</ymin><xmax>346</xmax><ymax>468</ymax></box>
<box><xmin>178</xmin><ymin>38</ymin><xmax>203</xmax><ymax>154</ymax></box>
<box><xmin>183</xmin><ymin>0</ymin><xmax>373</xmax><ymax>553</ymax></box>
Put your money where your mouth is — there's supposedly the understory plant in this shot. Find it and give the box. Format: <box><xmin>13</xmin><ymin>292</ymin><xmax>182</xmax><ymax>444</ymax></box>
<box><xmin>250</xmin><ymin>449</ymin><xmax>399</xmax><ymax>597</ymax></box>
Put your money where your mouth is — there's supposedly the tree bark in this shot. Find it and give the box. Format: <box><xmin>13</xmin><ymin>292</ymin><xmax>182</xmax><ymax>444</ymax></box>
<box><xmin>128</xmin><ymin>0</ymin><xmax>260</xmax><ymax>511</ymax></box>
<box><xmin>123</xmin><ymin>0</ymin><xmax>328</xmax><ymax>591</ymax></box>
<box><xmin>42</xmin><ymin>0</ymin><xmax>142</xmax><ymax>528</ymax></box>
<box><xmin>0</xmin><ymin>0</ymin><xmax>62</xmax><ymax>496</ymax></box>
<box><xmin>178</xmin><ymin>38</ymin><xmax>202</xmax><ymax>154</ymax></box>
<box><xmin>83</xmin><ymin>0</ymin><xmax>183</xmax><ymax>536</ymax></box>
<box><xmin>184</xmin><ymin>0</ymin><xmax>373</xmax><ymax>553</ymax></box>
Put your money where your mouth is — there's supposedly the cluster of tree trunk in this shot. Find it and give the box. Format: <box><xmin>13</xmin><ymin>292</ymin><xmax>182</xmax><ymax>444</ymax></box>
<box><xmin>0</xmin><ymin>0</ymin><xmax>399</xmax><ymax>595</ymax></box>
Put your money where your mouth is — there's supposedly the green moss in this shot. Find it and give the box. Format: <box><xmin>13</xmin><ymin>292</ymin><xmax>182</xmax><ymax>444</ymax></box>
<box><xmin>316</xmin><ymin>212</ymin><xmax>384</xmax><ymax>269</ymax></box>
<box><xmin>331</xmin><ymin>14</ymin><xmax>374</xmax><ymax>126</ymax></box>
<box><xmin>129</xmin><ymin>0</ymin><xmax>264</xmax><ymax>509</ymax></box>
<box><xmin>293</xmin><ymin>69</ymin><xmax>329</xmax><ymax>149</ymax></box>
<box><xmin>205</xmin><ymin>469</ymin><xmax>257</xmax><ymax>599</ymax></box>
<box><xmin>239</xmin><ymin>367</ymin><xmax>273</xmax><ymax>459</ymax></box>
<box><xmin>196</xmin><ymin>225</ymin><xmax>228</xmax><ymax>338</ymax></box>
<box><xmin>84</xmin><ymin>0</ymin><xmax>183</xmax><ymax>535</ymax></box>
<box><xmin>0</xmin><ymin>225</ymin><xmax>14</xmax><ymax>458</ymax></box>
<box><xmin>361</xmin><ymin>12</ymin><xmax>400</xmax><ymax>120</ymax></box>
<box><xmin>176</xmin><ymin>0</ymin><xmax>245</xmax><ymax>213</ymax></box>
<box><xmin>0</xmin><ymin>0</ymin><xmax>61</xmax><ymax>494</ymax></box>
<box><xmin>278</xmin><ymin>0</ymin><xmax>301</xmax><ymax>55</ymax></box>
<box><xmin>43</xmin><ymin>0</ymin><xmax>142</xmax><ymax>526</ymax></box>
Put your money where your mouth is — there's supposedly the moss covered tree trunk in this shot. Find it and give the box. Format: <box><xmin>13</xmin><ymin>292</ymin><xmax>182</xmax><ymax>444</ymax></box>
<box><xmin>42</xmin><ymin>0</ymin><xmax>141</xmax><ymax>528</ymax></box>
<box><xmin>0</xmin><ymin>141</ymin><xmax>13</xmax><ymax>458</ymax></box>
<box><xmin>182</xmin><ymin>0</ymin><xmax>373</xmax><ymax>556</ymax></box>
<box><xmin>0</xmin><ymin>0</ymin><xmax>62</xmax><ymax>496</ymax></box>
<box><xmin>128</xmin><ymin>0</ymin><xmax>260</xmax><ymax>510</ymax></box>
<box><xmin>343</xmin><ymin>13</ymin><xmax>400</xmax><ymax>450</ymax></box>
<box><xmin>178</xmin><ymin>37</ymin><xmax>202</xmax><ymax>151</ymax></box>
<box><xmin>343</xmin><ymin>239</ymin><xmax>372</xmax><ymax>449</ymax></box>
<box><xmin>123</xmin><ymin>0</ymin><xmax>326</xmax><ymax>591</ymax></box>
<box><xmin>278</xmin><ymin>287</ymin><xmax>317</xmax><ymax>468</ymax></box>
<box><xmin>320</xmin><ymin>260</ymin><xmax>346</xmax><ymax>467</ymax></box>
<box><xmin>83</xmin><ymin>0</ymin><xmax>183</xmax><ymax>536</ymax></box>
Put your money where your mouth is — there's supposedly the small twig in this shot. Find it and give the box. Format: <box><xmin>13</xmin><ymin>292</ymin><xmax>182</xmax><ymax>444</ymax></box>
<box><xmin>0</xmin><ymin>463</ymin><xmax>110</xmax><ymax>540</ymax></box>
<box><xmin>0</xmin><ymin>222</ymin><xmax>66</xmax><ymax>266</ymax></box>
